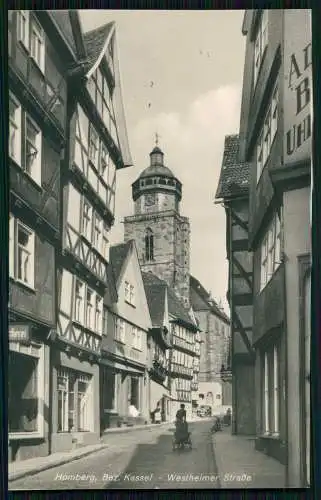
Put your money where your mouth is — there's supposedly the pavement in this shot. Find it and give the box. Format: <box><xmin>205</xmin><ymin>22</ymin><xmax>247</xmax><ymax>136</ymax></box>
<box><xmin>212</xmin><ymin>427</ymin><xmax>286</xmax><ymax>489</ymax></box>
<box><xmin>8</xmin><ymin>421</ymin><xmax>172</xmax><ymax>483</ymax></box>
<box><xmin>9</xmin><ymin>420</ymin><xmax>218</xmax><ymax>490</ymax></box>
<box><xmin>8</xmin><ymin>419</ymin><xmax>287</xmax><ymax>490</ymax></box>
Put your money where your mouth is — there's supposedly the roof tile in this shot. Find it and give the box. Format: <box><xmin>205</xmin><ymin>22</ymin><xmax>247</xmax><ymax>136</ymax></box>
<box><xmin>215</xmin><ymin>135</ymin><xmax>251</xmax><ymax>199</ymax></box>
<box><xmin>83</xmin><ymin>22</ymin><xmax>114</xmax><ymax>70</ymax></box>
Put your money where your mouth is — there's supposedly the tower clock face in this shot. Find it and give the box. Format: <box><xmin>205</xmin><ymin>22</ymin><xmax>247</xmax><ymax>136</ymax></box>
<box><xmin>145</xmin><ymin>193</ymin><xmax>156</xmax><ymax>206</ymax></box>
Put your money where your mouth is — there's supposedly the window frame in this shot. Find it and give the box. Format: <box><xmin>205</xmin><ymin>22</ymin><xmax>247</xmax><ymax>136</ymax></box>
<box><xmin>260</xmin><ymin>211</ymin><xmax>282</xmax><ymax>291</ymax></box>
<box><xmin>74</xmin><ymin>278</ymin><xmax>85</xmax><ymax>324</ymax></box>
<box><xmin>88</xmin><ymin>124</ymin><xmax>99</xmax><ymax>168</ymax></box>
<box><xmin>24</xmin><ymin>114</ymin><xmax>42</xmax><ymax>186</ymax></box>
<box><xmin>81</xmin><ymin>199</ymin><xmax>92</xmax><ymax>242</ymax></box>
<box><xmin>16</xmin><ymin>10</ymin><xmax>30</xmax><ymax>50</ymax></box>
<box><xmin>145</xmin><ymin>228</ymin><xmax>154</xmax><ymax>261</ymax></box>
<box><xmin>102</xmin><ymin>223</ymin><xmax>110</xmax><ymax>262</ymax></box>
<box><xmin>256</xmin><ymin>80</ymin><xmax>279</xmax><ymax>184</ymax></box>
<box><xmin>9</xmin><ymin>216</ymin><xmax>36</xmax><ymax>290</ymax></box>
<box><xmin>253</xmin><ymin>10</ymin><xmax>268</xmax><ymax>88</ymax></box>
<box><xmin>30</xmin><ymin>14</ymin><xmax>45</xmax><ymax>74</ymax></box>
<box><xmin>56</xmin><ymin>368</ymin><xmax>93</xmax><ymax>433</ymax></box>
<box><xmin>8</xmin><ymin>342</ymin><xmax>45</xmax><ymax>440</ymax></box>
<box><xmin>85</xmin><ymin>287</ymin><xmax>95</xmax><ymax>330</ymax></box>
<box><xmin>9</xmin><ymin>92</ymin><xmax>22</xmax><ymax>166</ymax></box>
<box><xmin>262</xmin><ymin>343</ymin><xmax>280</xmax><ymax>436</ymax></box>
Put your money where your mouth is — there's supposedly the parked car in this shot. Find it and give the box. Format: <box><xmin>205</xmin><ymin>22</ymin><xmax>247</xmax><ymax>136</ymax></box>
<box><xmin>197</xmin><ymin>405</ymin><xmax>212</xmax><ymax>417</ymax></box>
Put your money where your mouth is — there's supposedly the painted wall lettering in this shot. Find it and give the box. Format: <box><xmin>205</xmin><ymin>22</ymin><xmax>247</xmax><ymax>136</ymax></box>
<box><xmin>284</xmin><ymin>10</ymin><xmax>312</xmax><ymax>164</ymax></box>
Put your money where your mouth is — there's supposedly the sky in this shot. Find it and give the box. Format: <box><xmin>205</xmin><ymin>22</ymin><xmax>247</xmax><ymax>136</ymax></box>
<box><xmin>79</xmin><ymin>10</ymin><xmax>246</xmax><ymax>313</ymax></box>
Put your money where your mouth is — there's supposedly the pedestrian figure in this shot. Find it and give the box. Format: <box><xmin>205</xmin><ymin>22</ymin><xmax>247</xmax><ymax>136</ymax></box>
<box><xmin>154</xmin><ymin>402</ymin><xmax>161</xmax><ymax>424</ymax></box>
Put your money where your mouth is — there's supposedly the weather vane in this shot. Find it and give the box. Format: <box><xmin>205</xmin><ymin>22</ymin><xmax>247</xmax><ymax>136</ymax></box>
<box><xmin>155</xmin><ymin>132</ymin><xmax>160</xmax><ymax>147</ymax></box>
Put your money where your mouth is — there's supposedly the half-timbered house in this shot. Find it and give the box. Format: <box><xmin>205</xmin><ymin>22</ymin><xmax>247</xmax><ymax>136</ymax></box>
<box><xmin>216</xmin><ymin>10</ymin><xmax>312</xmax><ymax>487</ymax></box>
<box><xmin>142</xmin><ymin>272</ymin><xmax>173</xmax><ymax>422</ymax></box>
<box><xmin>52</xmin><ymin>15</ymin><xmax>132</xmax><ymax>451</ymax></box>
<box><xmin>215</xmin><ymin>134</ymin><xmax>255</xmax><ymax>435</ymax></box>
<box><xmin>167</xmin><ymin>289</ymin><xmax>200</xmax><ymax>422</ymax></box>
<box><xmin>8</xmin><ymin>10</ymin><xmax>72</xmax><ymax>462</ymax></box>
<box><xmin>100</xmin><ymin>241</ymin><xmax>151</xmax><ymax>429</ymax></box>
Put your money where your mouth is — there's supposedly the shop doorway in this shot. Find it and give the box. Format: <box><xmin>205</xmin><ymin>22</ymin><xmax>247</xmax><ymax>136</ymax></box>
<box><xmin>130</xmin><ymin>377</ymin><xmax>139</xmax><ymax>409</ymax></box>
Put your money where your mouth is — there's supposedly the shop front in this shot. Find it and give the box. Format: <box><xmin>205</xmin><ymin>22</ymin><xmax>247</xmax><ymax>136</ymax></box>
<box><xmin>100</xmin><ymin>357</ymin><xmax>148</xmax><ymax>428</ymax></box>
<box><xmin>50</xmin><ymin>343</ymin><xmax>100</xmax><ymax>453</ymax></box>
<box><xmin>8</xmin><ymin>321</ymin><xmax>50</xmax><ymax>463</ymax></box>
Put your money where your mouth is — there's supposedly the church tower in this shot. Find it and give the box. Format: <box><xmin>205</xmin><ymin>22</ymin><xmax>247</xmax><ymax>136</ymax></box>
<box><xmin>124</xmin><ymin>139</ymin><xmax>191</xmax><ymax>308</ymax></box>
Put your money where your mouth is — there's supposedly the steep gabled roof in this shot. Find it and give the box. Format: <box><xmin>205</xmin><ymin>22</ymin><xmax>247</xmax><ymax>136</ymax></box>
<box><xmin>215</xmin><ymin>134</ymin><xmax>250</xmax><ymax>200</ymax></box>
<box><xmin>83</xmin><ymin>22</ymin><xmax>114</xmax><ymax>72</ymax></box>
<box><xmin>109</xmin><ymin>241</ymin><xmax>132</xmax><ymax>287</ymax></box>
<box><xmin>142</xmin><ymin>272</ymin><xmax>167</xmax><ymax>328</ymax></box>
<box><xmin>167</xmin><ymin>288</ymin><xmax>197</xmax><ymax>331</ymax></box>
<box><xmin>190</xmin><ymin>275</ymin><xmax>230</xmax><ymax>324</ymax></box>
<box><xmin>49</xmin><ymin>10</ymin><xmax>78</xmax><ymax>59</ymax></box>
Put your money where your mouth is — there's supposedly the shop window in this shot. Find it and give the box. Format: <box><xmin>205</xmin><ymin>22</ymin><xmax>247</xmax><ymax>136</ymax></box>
<box><xmin>8</xmin><ymin>346</ymin><xmax>44</xmax><ymax>437</ymax></box>
<box><xmin>262</xmin><ymin>343</ymin><xmax>280</xmax><ymax>436</ymax></box>
<box><xmin>57</xmin><ymin>368</ymin><xmax>93</xmax><ymax>432</ymax></box>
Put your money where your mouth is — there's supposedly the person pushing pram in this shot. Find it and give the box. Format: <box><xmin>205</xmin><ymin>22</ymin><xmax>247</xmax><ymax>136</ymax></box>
<box><xmin>175</xmin><ymin>404</ymin><xmax>189</xmax><ymax>441</ymax></box>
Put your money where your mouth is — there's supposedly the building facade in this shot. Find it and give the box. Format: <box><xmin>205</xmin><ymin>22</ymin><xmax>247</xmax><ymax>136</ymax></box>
<box><xmin>223</xmin><ymin>10</ymin><xmax>312</xmax><ymax>487</ymax></box>
<box><xmin>142</xmin><ymin>272</ymin><xmax>172</xmax><ymax>422</ymax></box>
<box><xmin>8</xmin><ymin>10</ymin><xmax>69</xmax><ymax>462</ymax></box>
<box><xmin>124</xmin><ymin>144</ymin><xmax>191</xmax><ymax>308</ymax></box>
<box><xmin>190</xmin><ymin>276</ymin><xmax>231</xmax><ymax>413</ymax></box>
<box><xmin>100</xmin><ymin>241</ymin><xmax>151</xmax><ymax>429</ymax></box>
<box><xmin>167</xmin><ymin>288</ymin><xmax>200</xmax><ymax>422</ymax></box>
<box><xmin>124</xmin><ymin>144</ymin><xmax>201</xmax><ymax>420</ymax></box>
<box><xmin>215</xmin><ymin>135</ymin><xmax>255</xmax><ymax>434</ymax></box>
<box><xmin>52</xmin><ymin>17</ymin><xmax>132</xmax><ymax>452</ymax></box>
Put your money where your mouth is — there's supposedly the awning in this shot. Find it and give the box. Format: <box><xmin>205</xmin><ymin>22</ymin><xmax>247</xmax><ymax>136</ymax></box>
<box><xmin>100</xmin><ymin>358</ymin><xmax>145</xmax><ymax>375</ymax></box>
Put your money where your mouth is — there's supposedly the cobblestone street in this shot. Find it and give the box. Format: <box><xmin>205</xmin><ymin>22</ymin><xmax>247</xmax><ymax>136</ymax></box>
<box><xmin>9</xmin><ymin>420</ymin><xmax>219</xmax><ymax>490</ymax></box>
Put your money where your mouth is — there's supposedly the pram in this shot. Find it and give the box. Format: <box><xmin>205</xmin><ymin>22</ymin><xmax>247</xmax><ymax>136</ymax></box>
<box><xmin>172</xmin><ymin>421</ymin><xmax>192</xmax><ymax>450</ymax></box>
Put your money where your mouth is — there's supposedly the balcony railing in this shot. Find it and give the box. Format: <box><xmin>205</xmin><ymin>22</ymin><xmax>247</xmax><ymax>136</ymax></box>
<box><xmin>170</xmin><ymin>362</ymin><xmax>193</xmax><ymax>378</ymax></box>
<box><xmin>172</xmin><ymin>335</ymin><xmax>195</xmax><ymax>354</ymax></box>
